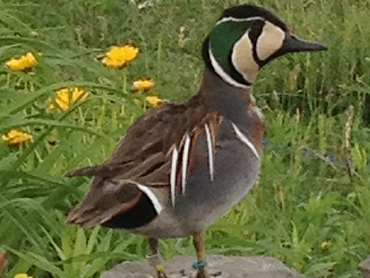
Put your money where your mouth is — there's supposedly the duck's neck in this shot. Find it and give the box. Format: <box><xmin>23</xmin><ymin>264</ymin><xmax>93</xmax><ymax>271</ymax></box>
<box><xmin>198</xmin><ymin>66</ymin><xmax>265</xmax><ymax>154</ymax></box>
<box><xmin>198</xmin><ymin>66</ymin><xmax>257</xmax><ymax>124</ymax></box>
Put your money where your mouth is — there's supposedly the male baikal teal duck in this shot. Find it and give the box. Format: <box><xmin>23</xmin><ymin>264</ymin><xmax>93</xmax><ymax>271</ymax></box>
<box><xmin>66</xmin><ymin>4</ymin><xmax>326</xmax><ymax>278</ymax></box>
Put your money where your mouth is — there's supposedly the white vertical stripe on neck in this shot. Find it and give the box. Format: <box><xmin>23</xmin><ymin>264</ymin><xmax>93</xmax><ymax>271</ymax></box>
<box><xmin>231</xmin><ymin>122</ymin><xmax>260</xmax><ymax>160</ymax></box>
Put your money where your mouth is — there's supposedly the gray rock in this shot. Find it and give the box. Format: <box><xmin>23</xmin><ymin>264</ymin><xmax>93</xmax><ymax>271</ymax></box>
<box><xmin>101</xmin><ymin>255</ymin><xmax>303</xmax><ymax>278</ymax></box>
<box><xmin>360</xmin><ymin>255</ymin><xmax>370</xmax><ymax>278</ymax></box>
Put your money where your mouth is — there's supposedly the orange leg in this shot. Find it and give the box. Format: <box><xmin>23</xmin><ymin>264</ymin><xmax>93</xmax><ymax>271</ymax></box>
<box><xmin>147</xmin><ymin>237</ymin><xmax>168</xmax><ymax>278</ymax></box>
<box><xmin>193</xmin><ymin>232</ymin><xmax>210</xmax><ymax>278</ymax></box>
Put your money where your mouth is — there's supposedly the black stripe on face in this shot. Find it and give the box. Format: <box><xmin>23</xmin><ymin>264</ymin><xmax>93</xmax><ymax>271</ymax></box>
<box><xmin>102</xmin><ymin>194</ymin><xmax>157</xmax><ymax>229</ymax></box>
<box><xmin>227</xmin><ymin>50</ymin><xmax>252</xmax><ymax>86</ymax></box>
<box><xmin>248</xmin><ymin>20</ymin><xmax>265</xmax><ymax>67</ymax></box>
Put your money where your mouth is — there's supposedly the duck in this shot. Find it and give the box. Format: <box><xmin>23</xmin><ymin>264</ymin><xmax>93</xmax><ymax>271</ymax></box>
<box><xmin>66</xmin><ymin>4</ymin><xmax>326</xmax><ymax>278</ymax></box>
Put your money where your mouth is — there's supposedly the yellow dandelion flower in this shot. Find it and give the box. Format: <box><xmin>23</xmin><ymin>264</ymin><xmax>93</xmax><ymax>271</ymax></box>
<box><xmin>146</xmin><ymin>95</ymin><xmax>164</xmax><ymax>108</ymax></box>
<box><xmin>101</xmin><ymin>44</ymin><xmax>140</xmax><ymax>69</ymax></box>
<box><xmin>6</xmin><ymin>52</ymin><xmax>37</xmax><ymax>71</ymax></box>
<box><xmin>1</xmin><ymin>128</ymin><xmax>32</xmax><ymax>147</ymax></box>
<box><xmin>14</xmin><ymin>274</ymin><xmax>33</xmax><ymax>278</ymax></box>
<box><xmin>48</xmin><ymin>87</ymin><xmax>89</xmax><ymax>112</ymax></box>
<box><xmin>132</xmin><ymin>78</ymin><xmax>155</xmax><ymax>91</ymax></box>
<box><xmin>54</xmin><ymin>88</ymin><xmax>70</xmax><ymax>111</ymax></box>
<box><xmin>71</xmin><ymin>87</ymin><xmax>89</xmax><ymax>102</ymax></box>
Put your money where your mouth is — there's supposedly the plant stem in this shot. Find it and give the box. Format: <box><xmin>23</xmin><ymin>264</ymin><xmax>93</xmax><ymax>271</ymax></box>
<box><xmin>122</xmin><ymin>67</ymin><xmax>128</xmax><ymax>93</ymax></box>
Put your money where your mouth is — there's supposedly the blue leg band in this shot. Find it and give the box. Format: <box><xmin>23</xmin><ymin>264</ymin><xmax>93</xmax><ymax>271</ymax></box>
<box><xmin>192</xmin><ymin>260</ymin><xmax>207</xmax><ymax>270</ymax></box>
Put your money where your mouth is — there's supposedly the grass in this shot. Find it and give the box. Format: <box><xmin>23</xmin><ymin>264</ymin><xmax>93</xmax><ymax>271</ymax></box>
<box><xmin>0</xmin><ymin>0</ymin><xmax>369</xmax><ymax>277</ymax></box>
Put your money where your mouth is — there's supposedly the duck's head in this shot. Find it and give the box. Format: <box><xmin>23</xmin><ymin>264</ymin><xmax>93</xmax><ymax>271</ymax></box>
<box><xmin>203</xmin><ymin>4</ymin><xmax>327</xmax><ymax>88</ymax></box>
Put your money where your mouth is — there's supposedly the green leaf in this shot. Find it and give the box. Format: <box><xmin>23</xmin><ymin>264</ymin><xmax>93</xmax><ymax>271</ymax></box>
<box><xmin>86</xmin><ymin>226</ymin><xmax>100</xmax><ymax>255</ymax></box>
<box><xmin>5</xmin><ymin>246</ymin><xmax>65</xmax><ymax>278</ymax></box>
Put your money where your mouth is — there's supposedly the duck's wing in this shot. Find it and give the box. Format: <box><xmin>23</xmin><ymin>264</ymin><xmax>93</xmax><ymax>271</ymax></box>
<box><xmin>66</xmin><ymin>178</ymin><xmax>143</xmax><ymax>227</ymax></box>
<box><xmin>66</xmin><ymin>101</ymin><xmax>224</xmax><ymax>227</ymax></box>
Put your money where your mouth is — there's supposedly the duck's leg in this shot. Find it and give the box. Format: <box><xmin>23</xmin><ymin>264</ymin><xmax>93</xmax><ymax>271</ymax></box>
<box><xmin>146</xmin><ymin>237</ymin><xmax>168</xmax><ymax>278</ymax></box>
<box><xmin>193</xmin><ymin>232</ymin><xmax>210</xmax><ymax>278</ymax></box>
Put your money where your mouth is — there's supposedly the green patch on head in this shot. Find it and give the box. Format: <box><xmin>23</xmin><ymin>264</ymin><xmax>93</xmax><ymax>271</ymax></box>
<box><xmin>209</xmin><ymin>21</ymin><xmax>253</xmax><ymax>72</ymax></box>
